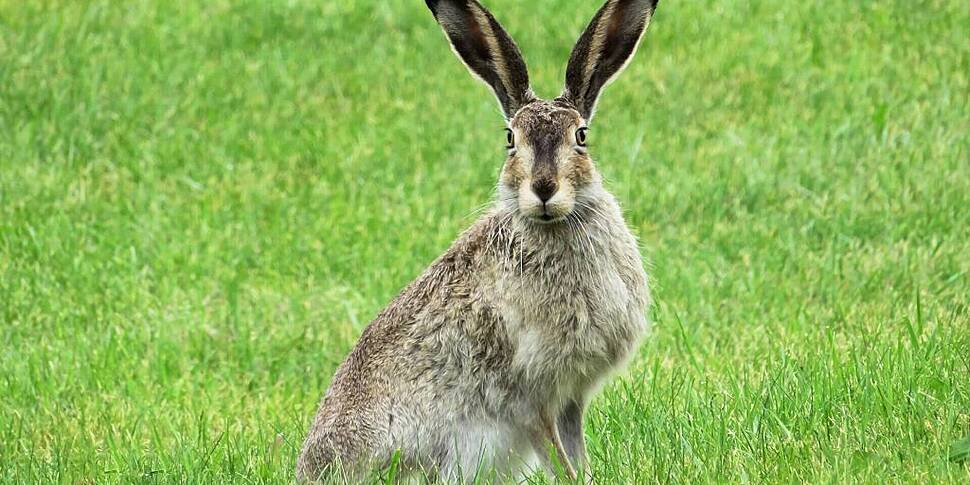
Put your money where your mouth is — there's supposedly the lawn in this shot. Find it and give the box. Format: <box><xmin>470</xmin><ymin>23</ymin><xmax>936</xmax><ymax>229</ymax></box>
<box><xmin>1</xmin><ymin>0</ymin><xmax>968</xmax><ymax>482</ymax></box>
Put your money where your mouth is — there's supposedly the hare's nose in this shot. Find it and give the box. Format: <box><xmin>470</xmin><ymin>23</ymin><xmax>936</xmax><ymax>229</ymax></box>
<box><xmin>532</xmin><ymin>179</ymin><xmax>558</xmax><ymax>204</ymax></box>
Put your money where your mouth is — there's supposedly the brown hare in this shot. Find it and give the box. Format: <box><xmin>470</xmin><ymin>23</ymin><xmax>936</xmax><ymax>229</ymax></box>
<box><xmin>297</xmin><ymin>0</ymin><xmax>659</xmax><ymax>482</ymax></box>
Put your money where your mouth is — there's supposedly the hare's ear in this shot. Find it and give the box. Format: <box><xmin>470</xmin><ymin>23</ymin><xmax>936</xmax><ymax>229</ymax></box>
<box><xmin>561</xmin><ymin>0</ymin><xmax>659</xmax><ymax>120</ymax></box>
<box><xmin>426</xmin><ymin>0</ymin><xmax>532</xmax><ymax>119</ymax></box>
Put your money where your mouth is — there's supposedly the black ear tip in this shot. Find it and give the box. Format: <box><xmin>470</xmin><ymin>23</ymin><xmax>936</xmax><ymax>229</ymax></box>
<box><xmin>427</xmin><ymin>0</ymin><xmax>476</xmax><ymax>15</ymax></box>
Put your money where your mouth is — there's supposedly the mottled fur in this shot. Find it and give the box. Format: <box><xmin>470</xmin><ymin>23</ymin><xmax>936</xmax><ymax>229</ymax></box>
<box><xmin>297</xmin><ymin>0</ymin><xmax>659</xmax><ymax>482</ymax></box>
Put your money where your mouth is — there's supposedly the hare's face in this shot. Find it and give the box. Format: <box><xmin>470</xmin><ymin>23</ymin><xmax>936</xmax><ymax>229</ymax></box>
<box><xmin>500</xmin><ymin>101</ymin><xmax>597</xmax><ymax>224</ymax></box>
<box><xmin>427</xmin><ymin>0</ymin><xmax>659</xmax><ymax>223</ymax></box>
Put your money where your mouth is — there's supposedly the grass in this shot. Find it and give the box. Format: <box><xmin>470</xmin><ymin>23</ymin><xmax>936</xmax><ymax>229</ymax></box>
<box><xmin>1</xmin><ymin>0</ymin><xmax>968</xmax><ymax>482</ymax></box>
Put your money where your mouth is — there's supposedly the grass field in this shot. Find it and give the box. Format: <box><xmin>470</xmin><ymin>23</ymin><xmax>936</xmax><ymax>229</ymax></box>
<box><xmin>1</xmin><ymin>0</ymin><xmax>969</xmax><ymax>482</ymax></box>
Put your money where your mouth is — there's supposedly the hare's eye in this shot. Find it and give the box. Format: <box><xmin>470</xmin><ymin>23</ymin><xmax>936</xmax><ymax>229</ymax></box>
<box><xmin>576</xmin><ymin>127</ymin><xmax>588</xmax><ymax>146</ymax></box>
<box><xmin>505</xmin><ymin>128</ymin><xmax>515</xmax><ymax>149</ymax></box>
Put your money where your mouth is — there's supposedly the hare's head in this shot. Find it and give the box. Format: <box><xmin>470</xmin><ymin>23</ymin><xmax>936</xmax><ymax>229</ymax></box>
<box><xmin>426</xmin><ymin>0</ymin><xmax>658</xmax><ymax>224</ymax></box>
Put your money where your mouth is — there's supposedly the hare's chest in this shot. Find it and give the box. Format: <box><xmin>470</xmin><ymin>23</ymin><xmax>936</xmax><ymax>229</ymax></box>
<box><xmin>501</xmin><ymin>242</ymin><xmax>649</xmax><ymax>393</ymax></box>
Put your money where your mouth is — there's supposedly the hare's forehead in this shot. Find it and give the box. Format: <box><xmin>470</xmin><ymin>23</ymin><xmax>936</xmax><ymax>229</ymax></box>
<box><xmin>509</xmin><ymin>102</ymin><xmax>583</xmax><ymax>135</ymax></box>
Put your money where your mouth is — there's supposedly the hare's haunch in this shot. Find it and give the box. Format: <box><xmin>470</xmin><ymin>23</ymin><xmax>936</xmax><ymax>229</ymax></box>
<box><xmin>297</xmin><ymin>0</ymin><xmax>659</xmax><ymax>482</ymax></box>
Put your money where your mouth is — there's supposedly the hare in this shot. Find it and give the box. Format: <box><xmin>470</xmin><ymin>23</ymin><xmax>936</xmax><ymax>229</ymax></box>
<box><xmin>296</xmin><ymin>0</ymin><xmax>659</xmax><ymax>482</ymax></box>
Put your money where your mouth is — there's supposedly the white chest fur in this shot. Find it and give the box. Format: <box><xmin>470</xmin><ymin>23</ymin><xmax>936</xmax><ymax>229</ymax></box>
<box><xmin>497</xmin><ymin>204</ymin><xmax>650</xmax><ymax>401</ymax></box>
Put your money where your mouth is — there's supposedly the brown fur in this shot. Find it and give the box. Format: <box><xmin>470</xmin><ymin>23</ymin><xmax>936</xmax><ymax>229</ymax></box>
<box><xmin>297</xmin><ymin>0</ymin><xmax>660</xmax><ymax>482</ymax></box>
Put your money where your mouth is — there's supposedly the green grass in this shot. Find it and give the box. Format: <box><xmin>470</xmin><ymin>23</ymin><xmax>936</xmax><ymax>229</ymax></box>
<box><xmin>1</xmin><ymin>0</ymin><xmax>968</xmax><ymax>482</ymax></box>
